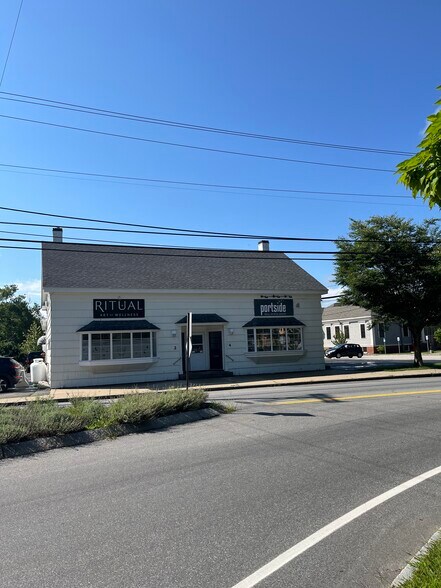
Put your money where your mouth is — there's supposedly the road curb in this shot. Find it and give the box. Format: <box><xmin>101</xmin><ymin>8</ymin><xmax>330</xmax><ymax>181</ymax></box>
<box><xmin>0</xmin><ymin>407</ymin><xmax>219</xmax><ymax>460</ymax></box>
<box><xmin>206</xmin><ymin>369</ymin><xmax>441</xmax><ymax>392</ymax></box>
<box><xmin>391</xmin><ymin>528</ymin><xmax>441</xmax><ymax>586</ymax></box>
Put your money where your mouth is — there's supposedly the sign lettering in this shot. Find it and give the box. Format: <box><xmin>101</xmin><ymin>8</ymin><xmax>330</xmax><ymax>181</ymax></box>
<box><xmin>254</xmin><ymin>298</ymin><xmax>293</xmax><ymax>317</ymax></box>
<box><xmin>93</xmin><ymin>299</ymin><xmax>145</xmax><ymax>319</ymax></box>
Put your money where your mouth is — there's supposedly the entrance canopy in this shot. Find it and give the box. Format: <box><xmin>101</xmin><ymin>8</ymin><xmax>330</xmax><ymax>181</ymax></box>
<box><xmin>242</xmin><ymin>317</ymin><xmax>305</xmax><ymax>328</ymax></box>
<box><xmin>77</xmin><ymin>319</ymin><xmax>159</xmax><ymax>332</ymax></box>
<box><xmin>175</xmin><ymin>314</ymin><xmax>228</xmax><ymax>325</ymax></box>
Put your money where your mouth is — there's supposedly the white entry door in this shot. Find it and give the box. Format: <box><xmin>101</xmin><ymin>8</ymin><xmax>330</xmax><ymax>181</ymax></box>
<box><xmin>190</xmin><ymin>333</ymin><xmax>208</xmax><ymax>371</ymax></box>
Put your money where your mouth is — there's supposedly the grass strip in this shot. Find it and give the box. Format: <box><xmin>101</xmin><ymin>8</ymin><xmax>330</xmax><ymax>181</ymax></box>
<box><xmin>0</xmin><ymin>390</ymin><xmax>216</xmax><ymax>445</ymax></box>
<box><xmin>397</xmin><ymin>537</ymin><xmax>441</xmax><ymax>587</ymax></box>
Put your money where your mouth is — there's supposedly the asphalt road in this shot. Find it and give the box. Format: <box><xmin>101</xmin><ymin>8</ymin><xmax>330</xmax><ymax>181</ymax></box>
<box><xmin>1</xmin><ymin>376</ymin><xmax>441</xmax><ymax>587</ymax></box>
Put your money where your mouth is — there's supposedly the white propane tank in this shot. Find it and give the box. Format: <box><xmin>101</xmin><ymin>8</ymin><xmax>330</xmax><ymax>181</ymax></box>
<box><xmin>30</xmin><ymin>358</ymin><xmax>47</xmax><ymax>384</ymax></box>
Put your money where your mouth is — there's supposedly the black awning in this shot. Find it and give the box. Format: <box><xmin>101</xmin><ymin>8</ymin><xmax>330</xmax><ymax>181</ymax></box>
<box><xmin>77</xmin><ymin>319</ymin><xmax>159</xmax><ymax>332</ymax></box>
<box><xmin>176</xmin><ymin>313</ymin><xmax>228</xmax><ymax>324</ymax></box>
<box><xmin>242</xmin><ymin>317</ymin><xmax>305</xmax><ymax>328</ymax></box>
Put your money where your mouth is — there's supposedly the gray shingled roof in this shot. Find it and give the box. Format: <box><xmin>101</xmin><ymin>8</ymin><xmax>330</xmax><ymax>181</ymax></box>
<box><xmin>42</xmin><ymin>243</ymin><xmax>326</xmax><ymax>292</ymax></box>
<box><xmin>322</xmin><ymin>304</ymin><xmax>372</xmax><ymax>321</ymax></box>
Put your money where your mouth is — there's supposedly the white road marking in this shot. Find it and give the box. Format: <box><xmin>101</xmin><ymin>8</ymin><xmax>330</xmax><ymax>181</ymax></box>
<box><xmin>231</xmin><ymin>465</ymin><xmax>441</xmax><ymax>588</ymax></box>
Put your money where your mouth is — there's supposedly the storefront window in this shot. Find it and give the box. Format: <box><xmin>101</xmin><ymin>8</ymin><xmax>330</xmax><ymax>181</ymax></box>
<box><xmin>80</xmin><ymin>331</ymin><xmax>157</xmax><ymax>361</ymax></box>
<box><xmin>247</xmin><ymin>329</ymin><xmax>255</xmax><ymax>352</ymax></box>
<box><xmin>92</xmin><ymin>333</ymin><xmax>111</xmax><ymax>360</ymax></box>
<box><xmin>132</xmin><ymin>332</ymin><xmax>151</xmax><ymax>358</ymax></box>
<box><xmin>247</xmin><ymin>327</ymin><xmax>303</xmax><ymax>352</ymax></box>
<box><xmin>256</xmin><ymin>328</ymin><xmax>271</xmax><ymax>351</ymax></box>
<box><xmin>287</xmin><ymin>328</ymin><xmax>303</xmax><ymax>350</ymax></box>
<box><xmin>81</xmin><ymin>334</ymin><xmax>89</xmax><ymax>361</ymax></box>
<box><xmin>112</xmin><ymin>333</ymin><xmax>131</xmax><ymax>359</ymax></box>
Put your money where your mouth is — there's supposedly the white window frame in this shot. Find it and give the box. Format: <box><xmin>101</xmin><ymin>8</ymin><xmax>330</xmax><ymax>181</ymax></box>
<box><xmin>79</xmin><ymin>330</ymin><xmax>158</xmax><ymax>365</ymax></box>
<box><xmin>246</xmin><ymin>326</ymin><xmax>304</xmax><ymax>353</ymax></box>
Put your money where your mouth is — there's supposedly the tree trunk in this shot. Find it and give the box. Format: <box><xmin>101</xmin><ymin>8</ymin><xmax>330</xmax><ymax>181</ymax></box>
<box><xmin>411</xmin><ymin>327</ymin><xmax>424</xmax><ymax>367</ymax></box>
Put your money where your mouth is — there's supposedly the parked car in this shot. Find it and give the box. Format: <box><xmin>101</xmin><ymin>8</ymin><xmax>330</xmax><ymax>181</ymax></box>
<box><xmin>24</xmin><ymin>351</ymin><xmax>44</xmax><ymax>371</ymax></box>
<box><xmin>0</xmin><ymin>357</ymin><xmax>23</xmax><ymax>392</ymax></box>
<box><xmin>325</xmin><ymin>343</ymin><xmax>364</xmax><ymax>359</ymax></box>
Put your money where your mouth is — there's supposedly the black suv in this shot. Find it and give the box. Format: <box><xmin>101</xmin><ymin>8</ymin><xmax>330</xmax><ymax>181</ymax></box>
<box><xmin>325</xmin><ymin>344</ymin><xmax>364</xmax><ymax>359</ymax></box>
<box><xmin>0</xmin><ymin>357</ymin><xmax>23</xmax><ymax>392</ymax></box>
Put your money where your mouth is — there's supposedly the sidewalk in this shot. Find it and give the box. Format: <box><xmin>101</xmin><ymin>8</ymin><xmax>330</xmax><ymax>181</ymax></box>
<box><xmin>1</xmin><ymin>365</ymin><xmax>441</xmax><ymax>404</ymax></box>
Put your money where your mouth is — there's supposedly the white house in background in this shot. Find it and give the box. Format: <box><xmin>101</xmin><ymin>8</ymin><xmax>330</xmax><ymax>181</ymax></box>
<box><xmin>322</xmin><ymin>304</ymin><xmax>438</xmax><ymax>353</ymax></box>
<box><xmin>41</xmin><ymin>230</ymin><xmax>327</xmax><ymax>388</ymax></box>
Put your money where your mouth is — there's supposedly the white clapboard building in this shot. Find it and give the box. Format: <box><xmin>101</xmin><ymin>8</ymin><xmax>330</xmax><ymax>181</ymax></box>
<box><xmin>41</xmin><ymin>230</ymin><xmax>327</xmax><ymax>388</ymax></box>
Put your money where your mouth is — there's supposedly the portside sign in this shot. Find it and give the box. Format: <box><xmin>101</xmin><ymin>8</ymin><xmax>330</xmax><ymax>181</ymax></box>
<box><xmin>93</xmin><ymin>299</ymin><xmax>145</xmax><ymax>319</ymax></box>
<box><xmin>254</xmin><ymin>298</ymin><xmax>293</xmax><ymax>317</ymax></box>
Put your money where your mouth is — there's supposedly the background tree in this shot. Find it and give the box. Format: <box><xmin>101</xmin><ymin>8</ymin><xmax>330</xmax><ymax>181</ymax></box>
<box><xmin>397</xmin><ymin>87</ymin><xmax>441</xmax><ymax>208</ymax></box>
<box><xmin>331</xmin><ymin>329</ymin><xmax>347</xmax><ymax>346</ymax></box>
<box><xmin>434</xmin><ymin>327</ymin><xmax>441</xmax><ymax>348</ymax></box>
<box><xmin>0</xmin><ymin>285</ymin><xmax>39</xmax><ymax>358</ymax></box>
<box><xmin>334</xmin><ymin>216</ymin><xmax>441</xmax><ymax>366</ymax></box>
<box><xmin>20</xmin><ymin>322</ymin><xmax>43</xmax><ymax>357</ymax></box>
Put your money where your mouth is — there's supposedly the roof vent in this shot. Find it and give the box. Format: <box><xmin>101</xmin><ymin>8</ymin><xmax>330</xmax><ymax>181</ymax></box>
<box><xmin>53</xmin><ymin>227</ymin><xmax>63</xmax><ymax>243</ymax></box>
<box><xmin>258</xmin><ymin>240</ymin><xmax>269</xmax><ymax>252</ymax></box>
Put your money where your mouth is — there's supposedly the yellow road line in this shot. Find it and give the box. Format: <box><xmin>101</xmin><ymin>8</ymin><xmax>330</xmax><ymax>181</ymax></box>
<box><xmin>271</xmin><ymin>388</ymin><xmax>441</xmax><ymax>405</ymax></box>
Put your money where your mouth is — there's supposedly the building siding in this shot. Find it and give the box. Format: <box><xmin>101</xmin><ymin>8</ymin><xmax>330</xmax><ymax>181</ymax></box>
<box><xmin>47</xmin><ymin>291</ymin><xmax>325</xmax><ymax>388</ymax></box>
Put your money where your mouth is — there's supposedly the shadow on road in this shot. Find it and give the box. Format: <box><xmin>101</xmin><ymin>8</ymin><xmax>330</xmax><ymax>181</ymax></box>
<box><xmin>255</xmin><ymin>412</ymin><xmax>315</xmax><ymax>417</ymax></box>
<box><xmin>308</xmin><ymin>393</ymin><xmax>342</xmax><ymax>403</ymax></box>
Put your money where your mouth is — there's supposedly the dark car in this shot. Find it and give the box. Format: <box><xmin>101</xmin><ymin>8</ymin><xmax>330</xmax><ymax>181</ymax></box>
<box><xmin>0</xmin><ymin>357</ymin><xmax>23</xmax><ymax>392</ymax></box>
<box><xmin>325</xmin><ymin>343</ymin><xmax>364</xmax><ymax>359</ymax></box>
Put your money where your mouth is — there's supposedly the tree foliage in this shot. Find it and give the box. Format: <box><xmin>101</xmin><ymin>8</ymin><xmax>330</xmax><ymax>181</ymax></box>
<box><xmin>334</xmin><ymin>216</ymin><xmax>441</xmax><ymax>366</ymax></box>
<box><xmin>20</xmin><ymin>322</ymin><xmax>44</xmax><ymax>356</ymax></box>
<box><xmin>0</xmin><ymin>285</ymin><xmax>39</xmax><ymax>358</ymax></box>
<box><xmin>397</xmin><ymin>87</ymin><xmax>441</xmax><ymax>208</ymax></box>
<box><xmin>331</xmin><ymin>329</ymin><xmax>347</xmax><ymax>346</ymax></box>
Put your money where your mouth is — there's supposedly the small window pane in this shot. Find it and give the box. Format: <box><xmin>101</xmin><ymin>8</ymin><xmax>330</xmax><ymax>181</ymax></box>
<box><xmin>133</xmin><ymin>332</ymin><xmax>151</xmax><ymax>358</ymax></box>
<box><xmin>287</xmin><ymin>328</ymin><xmax>302</xmax><ymax>350</ymax></box>
<box><xmin>360</xmin><ymin>324</ymin><xmax>366</xmax><ymax>339</ymax></box>
<box><xmin>326</xmin><ymin>327</ymin><xmax>331</xmax><ymax>340</ymax></box>
<box><xmin>256</xmin><ymin>328</ymin><xmax>271</xmax><ymax>351</ymax></box>
<box><xmin>112</xmin><ymin>333</ymin><xmax>131</xmax><ymax>359</ymax></box>
<box><xmin>344</xmin><ymin>325</ymin><xmax>350</xmax><ymax>338</ymax></box>
<box><xmin>152</xmin><ymin>332</ymin><xmax>157</xmax><ymax>357</ymax></box>
<box><xmin>81</xmin><ymin>334</ymin><xmax>89</xmax><ymax>360</ymax></box>
<box><xmin>247</xmin><ymin>329</ymin><xmax>255</xmax><ymax>352</ymax></box>
<box><xmin>91</xmin><ymin>333</ymin><xmax>110</xmax><ymax>360</ymax></box>
<box><xmin>272</xmin><ymin>328</ymin><xmax>286</xmax><ymax>351</ymax></box>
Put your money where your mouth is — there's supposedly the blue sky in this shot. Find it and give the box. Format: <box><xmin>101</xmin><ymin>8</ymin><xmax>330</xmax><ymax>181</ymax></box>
<box><xmin>0</xmin><ymin>0</ymin><xmax>440</xmax><ymax>302</ymax></box>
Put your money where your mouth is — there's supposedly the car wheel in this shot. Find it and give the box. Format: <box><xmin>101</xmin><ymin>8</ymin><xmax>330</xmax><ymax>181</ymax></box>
<box><xmin>0</xmin><ymin>377</ymin><xmax>10</xmax><ymax>392</ymax></box>
<box><xmin>348</xmin><ymin>355</ymin><xmax>353</xmax><ymax>358</ymax></box>
<box><xmin>357</xmin><ymin>352</ymin><xmax>363</xmax><ymax>358</ymax></box>
<box><xmin>336</xmin><ymin>353</ymin><xmax>341</xmax><ymax>359</ymax></box>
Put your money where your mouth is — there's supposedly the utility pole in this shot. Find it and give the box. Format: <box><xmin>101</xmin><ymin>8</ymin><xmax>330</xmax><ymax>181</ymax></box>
<box><xmin>185</xmin><ymin>312</ymin><xmax>192</xmax><ymax>391</ymax></box>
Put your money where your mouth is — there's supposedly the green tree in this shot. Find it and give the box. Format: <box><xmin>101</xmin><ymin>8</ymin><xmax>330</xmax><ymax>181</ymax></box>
<box><xmin>331</xmin><ymin>329</ymin><xmax>347</xmax><ymax>346</ymax></box>
<box><xmin>334</xmin><ymin>216</ymin><xmax>441</xmax><ymax>366</ymax></box>
<box><xmin>0</xmin><ymin>285</ymin><xmax>39</xmax><ymax>358</ymax></box>
<box><xmin>397</xmin><ymin>87</ymin><xmax>441</xmax><ymax>208</ymax></box>
<box><xmin>434</xmin><ymin>327</ymin><xmax>441</xmax><ymax>347</ymax></box>
<box><xmin>20</xmin><ymin>322</ymin><xmax>43</xmax><ymax>356</ymax></box>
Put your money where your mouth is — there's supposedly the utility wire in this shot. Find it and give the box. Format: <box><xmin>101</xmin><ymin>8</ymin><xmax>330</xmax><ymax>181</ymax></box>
<box><xmin>1</xmin><ymin>209</ymin><xmax>439</xmax><ymax>244</ymax></box>
<box><xmin>0</xmin><ymin>166</ymin><xmax>423</xmax><ymax>208</ymax></box>
<box><xmin>0</xmin><ymin>236</ymin><xmax>438</xmax><ymax>257</ymax></box>
<box><xmin>0</xmin><ymin>90</ymin><xmax>414</xmax><ymax>156</ymax></box>
<box><xmin>0</xmin><ymin>162</ymin><xmax>411</xmax><ymax>199</ymax></box>
<box><xmin>0</xmin><ymin>114</ymin><xmax>395</xmax><ymax>173</ymax></box>
<box><xmin>0</xmin><ymin>0</ymin><xmax>24</xmax><ymax>86</ymax></box>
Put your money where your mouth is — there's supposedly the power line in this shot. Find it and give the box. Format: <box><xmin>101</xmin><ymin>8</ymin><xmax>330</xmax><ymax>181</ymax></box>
<box><xmin>0</xmin><ymin>236</ymin><xmax>438</xmax><ymax>258</ymax></box>
<box><xmin>0</xmin><ymin>240</ymin><xmax>337</xmax><ymax>261</ymax></box>
<box><xmin>0</xmin><ymin>90</ymin><xmax>414</xmax><ymax>157</ymax></box>
<box><xmin>0</xmin><ymin>163</ymin><xmax>410</xmax><ymax>199</ymax></box>
<box><xmin>0</xmin><ymin>0</ymin><xmax>24</xmax><ymax>87</ymax></box>
<box><xmin>0</xmin><ymin>166</ymin><xmax>423</xmax><ymax>209</ymax></box>
<box><xmin>0</xmin><ymin>114</ymin><xmax>395</xmax><ymax>173</ymax></box>
<box><xmin>1</xmin><ymin>208</ymin><xmax>439</xmax><ymax>244</ymax></box>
